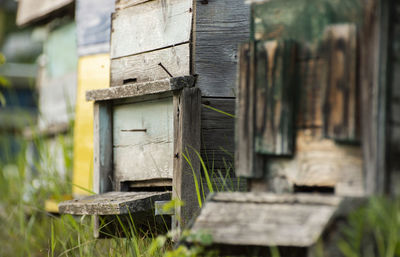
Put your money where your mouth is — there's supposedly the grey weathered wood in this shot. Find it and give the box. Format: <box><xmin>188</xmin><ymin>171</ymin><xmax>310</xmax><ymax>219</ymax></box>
<box><xmin>111</xmin><ymin>0</ymin><xmax>192</xmax><ymax>59</ymax></box>
<box><xmin>201</xmin><ymin>97</ymin><xmax>235</xmax><ymax>175</ymax></box>
<box><xmin>361</xmin><ymin>0</ymin><xmax>390</xmax><ymax>194</ymax></box>
<box><xmin>16</xmin><ymin>0</ymin><xmax>73</xmax><ymax>26</ymax></box>
<box><xmin>322</xmin><ymin>24</ymin><xmax>359</xmax><ymax>142</ymax></box>
<box><xmin>86</xmin><ymin>76</ymin><xmax>196</xmax><ymax>102</ymax></box>
<box><xmin>59</xmin><ymin>191</ymin><xmax>171</xmax><ymax>215</ymax></box>
<box><xmin>173</xmin><ymin>87</ymin><xmax>201</xmax><ymax>231</ymax></box>
<box><xmin>113</xmin><ymin>98</ymin><xmax>174</xmax><ymax>188</ymax></box>
<box><xmin>76</xmin><ymin>0</ymin><xmax>115</xmax><ymax>56</ymax></box>
<box><xmin>194</xmin><ymin>0</ymin><xmax>250</xmax><ymax>97</ymax></box>
<box><xmin>191</xmin><ymin>192</ymin><xmax>364</xmax><ymax>248</ymax></box>
<box><xmin>115</xmin><ymin>0</ymin><xmax>152</xmax><ymax>10</ymax></box>
<box><xmin>255</xmin><ymin>40</ymin><xmax>297</xmax><ymax>155</ymax></box>
<box><xmin>235</xmin><ymin>43</ymin><xmax>263</xmax><ymax>178</ymax></box>
<box><xmin>93</xmin><ymin>102</ymin><xmax>113</xmax><ymax>194</ymax></box>
<box><xmin>111</xmin><ymin>44</ymin><xmax>190</xmax><ymax>87</ymax></box>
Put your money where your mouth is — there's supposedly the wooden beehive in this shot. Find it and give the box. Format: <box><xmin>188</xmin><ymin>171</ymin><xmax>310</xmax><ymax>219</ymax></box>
<box><xmin>189</xmin><ymin>0</ymin><xmax>400</xmax><ymax>255</ymax></box>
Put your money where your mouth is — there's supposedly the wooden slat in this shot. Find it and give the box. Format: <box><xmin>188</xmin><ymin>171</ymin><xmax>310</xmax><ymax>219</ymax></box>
<box><xmin>93</xmin><ymin>102</ymin><xmax>113</xmax><ymax>194</ymax></box>
<box><xmin>86</xmin><ymin>76</ymin><xmax>196</xmax><ymax>101</ymax></box>
<box><xmin>113</xmin><ymin>98</ymin><xmax>174</xmax><ymax>187</ymax></box>
<box><xmin>111</xmin><ymin>44</ymin><xmax>190</xmax><ymax>87</ymax></box>
<box><xmin>322</xmin><ymin>24</ymin><xmax>359</xmax><ymax>142</ymax></box>
<box><xmin>190</xmin><ymin>193</ymin><xmax>364</xmax><ymax>248</ymax></box>
<box><xmin>254</xmin><ymin>40</ymin><xmax>297</xmax><ymax>155</ymax></box>
<box><xmin>173</xmin><ymin>87</ymin><xmax>201</xmax><ymax>231</ymax></box>
<box><xmin>16</xmin><ymin>0</ymin><xmax>73</xmax><ymax>26</ymax></box>
<box><xmin>194</xmin><ymin>0</ymin><xmax>250</xmax><ymax>97</ymax></box>
<box><xmin>59</xmin><ymin>191</ymin><xmax>171</xmax><ymax>215</ymax></box>
<box><xmin>115</xmin><ymin>0</ymin><xmax>151</xmax><ymax>10</ymax></box>
<box><xmin>76</xmin><ymin>0</ymin><xmax>115</xmax><ymax>56</ymax></box>
<box><xmin>110</xmin><ymin>0</ymin><xmax>192</xmax><ymax>59</ymax></box>
<box><xmin>235</xmin><ymin>43</ymin><xmax>263</xmax><ymax>178</ymax></box>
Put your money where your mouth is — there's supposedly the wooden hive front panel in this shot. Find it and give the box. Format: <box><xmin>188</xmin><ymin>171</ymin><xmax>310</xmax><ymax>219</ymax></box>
<box><xmin>113</xmin><ymin>97</ymin><xmax>174</xmax><ymax>186</ymax></box>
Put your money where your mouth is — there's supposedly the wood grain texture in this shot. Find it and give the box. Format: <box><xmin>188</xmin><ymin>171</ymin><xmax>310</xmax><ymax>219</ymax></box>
<box><xmin>59</xmin><ymin>191</ymin><xmax>171</xmax><ymax>215</ymax></box>
<box><xmin>111</xmin><ymin>0</ymin><xmax>192</xmax><ymax>58</ymax></box>
<box><xmin>194</xmin><ymin>0</ymin><xmax>250</xmax><ymax>97</ymax></box>
<box><xmin>111</xmin><ymin>44</ymin><xmax>190</xmax><ymax>87</ymax></box>
<box><xmin>115</xmin><ymin>0</ymin><xmax>151</xmax><ymax>10</ymax></box>
<box><xmin>76</xmin><ymin>0</ymin><xmax>115</xmax><ymax>56</ymax></box>
<box><xmin>235</xmin><ymin>43</ymin><xmax>263</xmax><ymax>178</ymax></box>
<box><xmin>255</xmin><ymin>40</ymin><xmax>297</xmax><ymax>155</ymax></box>
<box><xmin>16</xmin><ymin>0</ymin><xmax>73</xmax><ymax>26</ymax></box>
<box><xmin>113</xmin><ymin>98</ymin><xmax>174</xmax><ymax>187</ymax></box>
<box><xmin>190</xmin><ymin>193</ymin><xmax>363</xmax><ymax>248</ymax></box>
<box><xmin>173</xmin><ymin>87</ymin><xmax>201</xmax><ymax>231</ymax></box>
<box><xmin>322</xmin><ymin>24</ymin><xmax>359</xmax><ymax>142</ymax></box>
<box><xmin>93</xmin><ymin>102</ymin><xmax>113</xmax><ymax>194</ymax></box>
<box><xmin>266</xmin><ymin>129</ymin><xmax>364</xmax><ymax>196</ymax></box>
<box><xmin>86</xmin><ymin>76</ymin><xmax>196</xmax><ymax>101</ymax></box>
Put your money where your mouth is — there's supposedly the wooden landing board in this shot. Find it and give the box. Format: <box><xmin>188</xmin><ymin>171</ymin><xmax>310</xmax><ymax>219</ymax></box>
<box><xmin>76</xmin><ymin>0</ymin><xmax>115</xmax><ymax>56</ymax></box>
<box><xmin>59</xmin><ymin>191</ymin><xmax>171</xmax><ymax>215</ymax></box>
<box><xmin>111</xmin><ymin>44</ymin><xmax>190</xmax><ymax>87</ymax></box>
<box><xmin>16</xmin><ymin>0</ymin><xmax>73</xmax><ymax>26</ymax></box>
<box><xmin>194</xmin><ymin>0</ymin><xmax>250</xmax><ymax>97</ymax></box>
<box><xmin>111</xmin><ymin>0</ymin><xmax>192</xmax><ymax>59</ymax></box>
<box><xmin>191</xmin><ymin>192</ymin><xmax>364</xmax><ymax>247</ymax></box>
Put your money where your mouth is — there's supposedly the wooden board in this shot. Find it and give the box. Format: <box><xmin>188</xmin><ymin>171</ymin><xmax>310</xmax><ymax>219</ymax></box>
<box><xmin>16</xmin><ymin>0</ymin><xmax>73</xmax><ymax>26</ymax></box>
<box><xmin>76</xmin><ymin>0</ymin><xmax>115</xmax><ymax>56</ymax></box>
<box><xmin>194</xmin><ymin>0</ymin><xmax>250</xmax><ymax>97</ymax></box>
<box><xmin>73</xmin><ymin>55</ymin><xmax>110</xmax><ymax>196</ymax></box>
<box><xmin>191</xmin><ymin>193</ymin><xmax>364</xmax><ymax>247</ymax></box>
<box><xmin>110</xmin><ymin>0</ymin><xmax>192</xmax><ymax>59</ymax></box>
<box><xmin>86</xmin><ymin>76</ymin><xmax>196</xmax><ymax>101</ymax></box>
<box><xmin>266</xmin><ymin>129</ymin><xmax>364</xmax><ymax>196</ymax></box>
<box><xmin>173</xmin><ymin>87</ymin><xmax>202</xmax><ymax>231</ymax></box>
<box><xmin>115</xmin><ymin>0</ymin><xmax>151</xmax><ymax>10</ymax></box>
<box><xmin>59</xmin><ymin>191</ymin><xmax>171</xmax><ymax>215</ymax></box>
<box><xmin>111</xmin><ymin>44</ymin><xmax>190</xmax><ymax>87</ymax></box>
<box><xmin>254</xmin><ymin>40</ymin><xmax>297</xmax><ymax>155</ymax></box>
<box><xmin>322</xmin><ymin>24</ymin><xmax>359</xmax><ymax>142</ymax></box>
<box><xmin>113</xmin><ymin>98</ymin><xmax>174</xmax><ymax>187</ymax></box>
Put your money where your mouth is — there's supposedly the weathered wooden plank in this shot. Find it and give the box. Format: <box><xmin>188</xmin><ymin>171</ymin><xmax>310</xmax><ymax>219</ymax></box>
<box><xmin>111</xmin><ymin>0</ymin><xmax>192</xmax><ymax>58</ymax></box>
<box><xmin>59</xmin><ymin>191</ymin><xmax>171</xmax><ymax>215</ymax></box>
<box><xmin>235</xmin><ymin>43</ymin><xmax>263</xmax><ymax>178</ymax></box>
<box><xmin>93</xmin><ymin>102</ymin><xmax>113</xmax><ymax>195</ymax></box>
<box><xmin>191</xmin><ymin>193</ymin><xmax>342</xmax><ymax>247</ymax></box>
<box><xmin>201</xmin><ymin>98</ymin><xmax>235</xmax><ymax>174</ymax></box>
<box><xmin>76</xmin><ymin>0</ymin><xmax>115</xmax><ymax>56</ymax></box>
<box><xmin>86</xmin><ymin>76</ymin><xmax>196</xmax><ymax>101</ymax></box>
<box><xmin>173</xmin><ymin>87</ymin><xmax>201</xmax><ymax>231</ymax></box>
<box><xmin>194</xmin><ymin>0</ymin><xmax>250</xmax><ymax>97</ymax></box>
<box><xmin>255</xmin><ymin>40</ymin><xmax>297</xmax><ymax>155</ymax></box>
<box><xmin>113</xmin><ymin>98</ymin><xmax>174</xmax><ymax>187</ymax></box>
<box><xmin>111</xmin><ymin>44</ymin><xmax>190</xmax><ymax>87</ymax></box>
<box><xmin>266</xmin><ymin>129</ymin><xmax>364</xmax><ymax>196</ymax></box>
<box><xmin>16</xmin><ymin>0</ymin><xmax>73</xmax><ymax>26</ymax></box>
<box><xmin>322</xmin><ymin>24</ymin><xmax>359</xmax><ymax>142</ymax></box>
<box><xmin>115</xmin><ymin>0</ymin><xmax>151</xmax><ymax>10</ymax></box>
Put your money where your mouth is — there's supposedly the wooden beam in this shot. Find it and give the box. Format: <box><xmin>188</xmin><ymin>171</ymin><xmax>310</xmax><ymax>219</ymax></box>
<box><xmin>322</xmin><ymin>24</ymin><xmax>359</xmax><ymax>142</ymax></box>
<box><xmin>173</xmin><ymin>87</ymin><xmax>202</xmax><ymax>231</ymax></box>
<box><xmin>254</xmin><ymin>40</ymin><xmax>297</xmax><ymax>156</ymax></box>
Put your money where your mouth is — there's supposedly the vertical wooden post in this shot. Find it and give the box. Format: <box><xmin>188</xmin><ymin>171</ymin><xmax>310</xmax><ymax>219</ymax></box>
<box><xmin>361</xmin><ymin>0</ymin><xmax>391</xmax><ymax>194</ymax></box>
<box><xmin>93</xmin><ymin>101</ymin><xmax>113</xmax><ymax>238</ymax></box>
<box><xmin>173</xmin><ymin>87</ymin><xmax>201</xmax><ymax>231</ymax></box>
